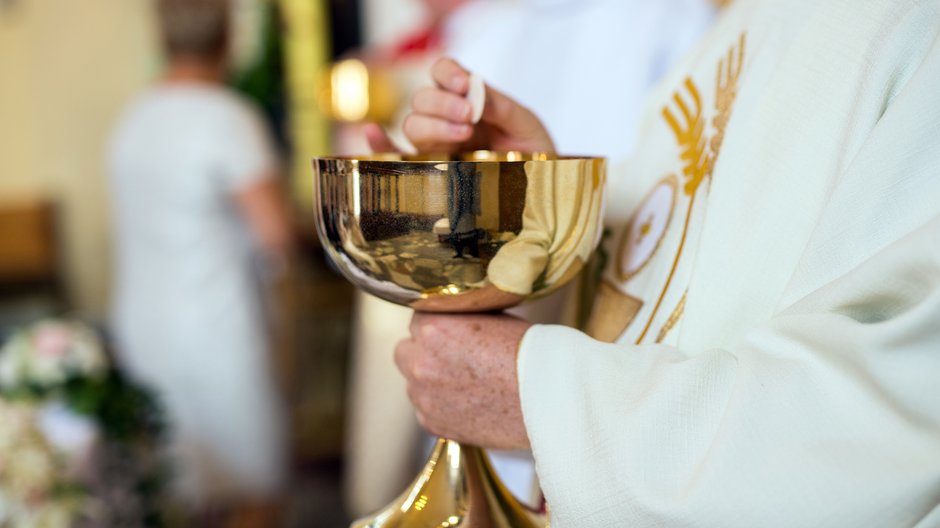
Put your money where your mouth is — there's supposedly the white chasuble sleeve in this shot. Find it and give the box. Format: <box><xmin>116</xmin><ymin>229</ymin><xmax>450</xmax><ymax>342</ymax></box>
<box><xmin>520</xmin><ymin>218</ymin><xmax>940</xmax><ymax>527</ymax></box>
<box><xmin>518</xmin><ymin>5</ymin><xmax>940</xmax><ymax>527</ymax></box>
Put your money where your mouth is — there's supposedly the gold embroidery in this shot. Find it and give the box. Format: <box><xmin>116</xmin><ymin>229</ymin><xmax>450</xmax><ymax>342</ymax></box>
<box><xmin>635</xmin><ymin>187</ymin><xmax>696</xmax><ymax>343</ymax></box>
<box><xmin>635</xmin><ymin>33</ymin><xmax>748</xmax><ymax>344</ymax></box>
<box><xmin>662</xmin><ymin>80</ymin><xmax>713</xmax><ymax>196</ymax></box>
<box><xmin>616</xmin><ymin>174</ymin><xmax>679</xmax><ymax>282</ymax></box>
<box><xmin>639</xmin><ymin>215</ymin><xmax>653</xmax><ymax>239</ymax></box>
<box><xmin>656</xmin><ymin>290</ymin><xmax>687</xmax><ymax>343</ymax></box>
<box><xmin>711</xmin><ymin>33</ymin><xmax>746</xmax><ymax>163</ymax></box>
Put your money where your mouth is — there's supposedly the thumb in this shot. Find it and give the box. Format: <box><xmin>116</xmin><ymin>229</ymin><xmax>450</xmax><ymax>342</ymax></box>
<box><xmin>480</xmin><ymin>84</ymin><xmax>556</xmax><ymax>153</ymax></box>
<box><xmin>363</xmin><ymin>123</ymin><xmax>398</xmax><ymax>153</ymax></box>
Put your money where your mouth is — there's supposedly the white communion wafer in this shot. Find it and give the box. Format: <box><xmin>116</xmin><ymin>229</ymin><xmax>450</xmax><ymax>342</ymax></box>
<box><xmin>467</xmin><ymin>73</ymin><xmax>486</xmax><ymax>124</ymax></box>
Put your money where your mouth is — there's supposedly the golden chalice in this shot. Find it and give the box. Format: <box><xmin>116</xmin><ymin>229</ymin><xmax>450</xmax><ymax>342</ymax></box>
<box><xmin>314</xmin><ymin>152</ymin><xmax>606</xmax><ymax>527</ymax></box>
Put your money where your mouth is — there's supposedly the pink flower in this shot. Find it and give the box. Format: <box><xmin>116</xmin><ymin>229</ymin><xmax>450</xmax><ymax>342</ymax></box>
<box><xmin>31</xmin><ymin>323</ymin><xmax>73</xmax><ymax>360</ymax></box>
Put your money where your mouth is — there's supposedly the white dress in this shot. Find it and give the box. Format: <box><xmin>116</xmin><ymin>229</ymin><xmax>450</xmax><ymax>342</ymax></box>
<box><xmin>517</xmin><ymin>0</ymin><xmax>940</xmax><ymax>525</ymax></box>
<box><xmin>108</xmin><ymin>85</ymin><xmax>286</xmax><ymax>502</ymax></box>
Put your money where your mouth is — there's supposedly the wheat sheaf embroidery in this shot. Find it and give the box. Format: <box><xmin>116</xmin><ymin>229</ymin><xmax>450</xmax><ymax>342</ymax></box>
<box><xmin>663</xmin><ymin>32</ymin><xmax>746</xmax><ymax>196</ymax></box>
<box><xmin>710</xmin><ymin>32</ymin><xmax>746</xmax><ymax>162</ymax></box>
<box><xmin>635</xmin><ymin>32</ymin><xmax>748</xmax><ymax>344</ymax></box>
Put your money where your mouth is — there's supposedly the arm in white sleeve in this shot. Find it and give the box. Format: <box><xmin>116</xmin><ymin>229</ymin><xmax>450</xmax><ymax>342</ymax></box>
<box><xmin>518</xmin><ymin>16</ymin><xmax>940</xmax><ymax>527</ymax></box>
<box><xmin>520</xmin><ymin>216</ymin><xmax>940</xmax><ymax>527</ymax></box>
<box><xmin>214</xmin><ymin>96</ymin><xmax>279</xmax><ymax>192</ymax></box>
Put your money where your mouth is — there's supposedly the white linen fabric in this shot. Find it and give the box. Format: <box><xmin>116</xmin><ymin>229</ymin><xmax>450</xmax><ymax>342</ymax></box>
<box><xmin>108</xmin><ymin>85</ymin><xmax>286</xmax><ymax>501</ymax></box>
<box><xmin>518</xmin><ymin>0</ymin><xmax>940</xmax><ymax>525</ymax></box>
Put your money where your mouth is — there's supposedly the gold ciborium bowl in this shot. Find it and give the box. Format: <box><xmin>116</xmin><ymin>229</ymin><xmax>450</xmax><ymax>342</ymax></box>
<box><xmin>315</xmin><ymin>152</ymin><xmax>606</xmax><ymax>313</ymax></box>
<box><xmin>313</xmin><ymin>152</ymin><xmax>606</xmax><ymax>527</ymax></box>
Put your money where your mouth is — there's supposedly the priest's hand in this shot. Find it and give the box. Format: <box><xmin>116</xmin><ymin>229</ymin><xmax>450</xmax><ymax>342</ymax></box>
<box><xmin>395</xmin><ymin>311</ymin><xmax>533</xmax><ymax>450</ymax></box>
<box><xmin>365</xmin><ymin>58</ymin><xmax>556</xmax><ymax>154</ymax></box>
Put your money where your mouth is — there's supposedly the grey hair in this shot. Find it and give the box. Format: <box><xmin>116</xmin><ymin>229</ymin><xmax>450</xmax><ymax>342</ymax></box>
<box><xmin>156</xmin><ymin>0</ymin><xmax>231</xmax><ymax>60</ymax></box>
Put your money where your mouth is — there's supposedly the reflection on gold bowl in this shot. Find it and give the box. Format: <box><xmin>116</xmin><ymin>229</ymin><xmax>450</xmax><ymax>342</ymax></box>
<box><xmin>313</xmin><ymin>152</ymin><xmax>606</xmax><ymax>527</ymax></box>
<box><xmin>314</xmin><ymin>152</ymin><xmax>607</xmax><ymax>313</ymax></box>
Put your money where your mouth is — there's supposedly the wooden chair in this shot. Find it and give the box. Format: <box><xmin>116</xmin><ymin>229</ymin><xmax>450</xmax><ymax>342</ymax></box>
<box><xmin>0</xmin><ymin>198</ymin><xmax>65</xmax><ymax>334</ymax></box>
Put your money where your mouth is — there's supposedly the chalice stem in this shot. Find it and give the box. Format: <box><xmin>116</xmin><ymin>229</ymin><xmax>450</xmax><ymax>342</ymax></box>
<box><xmin>352</xmin><ymin>438</ymin><xmax>547</xmax><ymax>528</ymax></box>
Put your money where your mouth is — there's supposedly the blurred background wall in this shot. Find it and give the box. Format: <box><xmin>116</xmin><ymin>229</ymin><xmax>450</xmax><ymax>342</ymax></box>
<box><xmin>0</xmin><ymin>0</ymin><xmax>157</xmax><ymax>318</ymax></box>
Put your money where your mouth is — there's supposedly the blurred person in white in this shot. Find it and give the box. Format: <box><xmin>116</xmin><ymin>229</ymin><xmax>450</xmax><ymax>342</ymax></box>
<box><xmin>107</xmin><ymin>0</ymin><xmax>291</xmax><ymax>517</ymax></box>
<box><xmin>387</xmin><ymin>0</ymin><xmax>719</xmax><ymax>507</ymax></box>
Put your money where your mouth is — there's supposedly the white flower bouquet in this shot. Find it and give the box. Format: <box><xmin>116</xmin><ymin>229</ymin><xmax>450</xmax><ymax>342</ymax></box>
<box><xmin>0</xmin><ymin>319</ymin><xmax>168</xmax><ymax>528</ymax></box>
<box><xmin>0</xmin><ymin>320</ymin><xmax>107</xmax><ymax>393</ymax></box>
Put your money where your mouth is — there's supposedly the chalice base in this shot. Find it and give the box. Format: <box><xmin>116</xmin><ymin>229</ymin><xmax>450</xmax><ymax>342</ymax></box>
<box><xmin>352</xmin><ymin>438</ymin><xmax>547</xmax><ymax>528</ymax></box>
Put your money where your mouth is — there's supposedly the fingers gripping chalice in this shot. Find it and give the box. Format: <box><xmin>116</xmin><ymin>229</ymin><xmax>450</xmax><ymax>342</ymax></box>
<box><xmin>314</xmin><ymin>152</ymin><xmax>606</xmax><ymax>527</ymax></box>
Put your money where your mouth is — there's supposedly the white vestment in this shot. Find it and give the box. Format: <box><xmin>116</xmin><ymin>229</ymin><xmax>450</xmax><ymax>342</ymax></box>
<box><xmin>518</xmin><ymin>0</ymin><xmax>940</xmax><ymax>525</ymax></box>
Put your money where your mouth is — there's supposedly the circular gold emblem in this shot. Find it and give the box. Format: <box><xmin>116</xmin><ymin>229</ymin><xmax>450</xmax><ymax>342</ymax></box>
<box><xmin>617</xmin><ymin>175</ymin><xmax>678</xmax><ymax>281</ymax></box>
